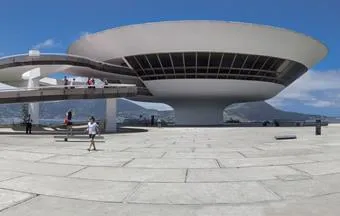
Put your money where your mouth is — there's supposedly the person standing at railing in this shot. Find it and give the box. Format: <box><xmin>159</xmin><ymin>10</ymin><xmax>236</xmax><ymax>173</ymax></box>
<box><xmin>25</xmin><ymin>114</ymin><xmax>33</xmax><ymax>134</ymax></box>
<box><xmin>91</xmin><ymin>77</ymin><xmax>96</xmax><ymax>88</ymax></box>
<box><xmin>87</xmin><ymin>77</ymin><xmax>92</xmax><ymax>88</ymax></box>
<box><xmin>104</xmin><ymin>79</ymin><xmax>109</xmax><ymax>88</ymax></box>
<box><xmin>64</xmin><ymin>76</ymin><xmax>69</xmax><ymax>89</ymax></box>
<box><xmin>70</xmin><ymin>78</ymin><xmax>75</xmax><ymax>89</ymax></box>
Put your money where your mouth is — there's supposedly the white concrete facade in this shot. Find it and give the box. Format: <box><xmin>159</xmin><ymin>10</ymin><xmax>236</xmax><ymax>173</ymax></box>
<box><xmin>68</xmin><ymin>21</ymin><xmax>328</xmax><ymax>68</ymax></box>
<box><xmin>143</xmin><ymin>79</ymin><xmax>285</xmax><ymax>100</ymax></box>
<box><xmin>143</xmin><ymin>79</ymin><xmax>285</xmax><ymax>125</ymax></box>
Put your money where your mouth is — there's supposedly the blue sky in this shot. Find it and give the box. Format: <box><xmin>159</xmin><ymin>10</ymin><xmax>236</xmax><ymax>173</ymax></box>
<box><xmin>0</xmin><ymin>0</ymin><xmax>339</xmax><ymax>115</ymax></box>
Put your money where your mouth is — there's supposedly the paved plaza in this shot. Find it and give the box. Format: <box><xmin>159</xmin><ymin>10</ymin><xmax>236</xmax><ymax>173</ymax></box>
<box><xmin>0</xmin><ymin>126</ymin><xmax>339</xmax><ymax>215</ymax></box>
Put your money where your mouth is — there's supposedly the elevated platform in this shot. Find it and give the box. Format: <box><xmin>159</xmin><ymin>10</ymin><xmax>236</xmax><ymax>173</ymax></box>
<box><xmin>0</xmin><ymin>84</ymin><xmax>137</xmax><ymax>104</ymax></box>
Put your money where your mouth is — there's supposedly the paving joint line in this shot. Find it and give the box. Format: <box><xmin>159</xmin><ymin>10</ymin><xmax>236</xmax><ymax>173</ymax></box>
<box><xmin>65</xmin><ymin>166</ymin><xmax>89</xmax><ymax>177</ymax></box>
<box><xmin>0</xmin><ymin>175</ymin><xmax>28</xmax><ymax>183</ymax></box>
<box><xmin>184</xmin><ymin>169</ymin><xmax>189</xmax><ymax>183</ymax></box>
<box><xmin>257</xmin><ymin>180</ymin><xmax>284</xmax><ymax>201</ymax></box>
<box><xmin>34</xmin><ymin>154</ymin><xmax>59</xmax><ymax>163</ymax></box>
<box><xmin>120</xmin><ymin>147</ymin><xmax>131</xmax><ymax>152</ymax></box>
<box><xmin>121</xmin><ymin>158</ymin><xmax>135</xmax><ymax>167</ymax></box>
<box><xmin>287</xmin><ymin>165</ymin><xmax>313</xmax><ymax>177</ymax></box>
<box><xmin>215</xmin><ymin>159</ymin><xmax>223</xmax><ymax>168</ymax></box>
<box><xmin>0</xmin><ymin>193</ymin><xmax>40</xmax><ymax>213</ymax></box>
<box><xmin>122</xmin><ymin>182</ymin><xmax>144</xmax><ymax>203</ymax></box>
<box><xmin>160</xmin><ymin>152</ymin><xmax>167</xmax><ymax>158</ymax></box>
<box><xmin>237</xmin><ymin>151</ymin><xmax>248</xmax><ymax>158</ymax></box>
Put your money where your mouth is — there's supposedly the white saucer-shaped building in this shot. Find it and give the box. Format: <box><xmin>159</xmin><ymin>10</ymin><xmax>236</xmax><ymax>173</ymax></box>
<box><xmin>68</xmin><ymin>20</ymin><xmax>328</xmax><ymax>125</ymax></box>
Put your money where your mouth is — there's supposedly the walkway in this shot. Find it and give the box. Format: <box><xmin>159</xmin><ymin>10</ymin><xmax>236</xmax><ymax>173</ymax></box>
<box><xmin>0</xmin><ymin>84</ymin><xmax>137</xmax><ymax>103</ymax></box>
<box><xmin>0</xmin><ymin>126</ymin><xmax>339</xmax><ymax>215</ymax></box>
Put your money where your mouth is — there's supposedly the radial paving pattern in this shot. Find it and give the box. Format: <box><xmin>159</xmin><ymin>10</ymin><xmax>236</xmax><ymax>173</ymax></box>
<box><xmin>0</xmin><ymin>126</ymin><xmax>340</xmax><ymax>215</ymax></box>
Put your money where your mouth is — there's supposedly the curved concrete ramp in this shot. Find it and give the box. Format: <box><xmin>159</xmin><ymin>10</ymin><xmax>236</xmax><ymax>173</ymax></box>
<box><xmin>0</xmin><ymin>85</ymin><xmax>137</xmax><ymax>104</ymax></box>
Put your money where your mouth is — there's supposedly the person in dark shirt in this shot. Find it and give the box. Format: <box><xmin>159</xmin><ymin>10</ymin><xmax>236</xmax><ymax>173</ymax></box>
<box><xmin>65</xmin><ymin>109</ymin><xmax>73</xmax><ymax>136</ymax></box>
<box><xmin>25</xmin><ymin>114</ymin><xmax>33</xmax><ymax>134</ymax></box>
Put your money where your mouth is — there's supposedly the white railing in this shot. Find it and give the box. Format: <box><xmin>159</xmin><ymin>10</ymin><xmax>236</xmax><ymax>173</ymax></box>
<box><xmin>0</xmin><ymin>53</ymin><xmax>130</xmax><ymax>69</ymax></box>
<box><xmin>0</xmin><ymin>84</ymin><xmax>136</xmax><ymax>92</ymax></box>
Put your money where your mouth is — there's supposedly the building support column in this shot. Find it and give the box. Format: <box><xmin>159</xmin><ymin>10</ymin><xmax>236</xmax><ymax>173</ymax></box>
<box><xmin>22</xmin><ymin>68</ymin><xmax>41</xmax><ymax>125</ymax></box>
<box><xmin>165</xmin><ymin>99</ymin><xmax>230</xmax><ymax>126</ymax></box>
<box><xmin>105</xmin><ymin>98</ymin><xmax>117</xmax><ymax>132</ymax></box>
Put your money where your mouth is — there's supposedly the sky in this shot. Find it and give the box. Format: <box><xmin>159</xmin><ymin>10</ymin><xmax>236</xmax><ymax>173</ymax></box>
<box><xmin>0</xmin><ymin>0</ymin><xmax>339</xmax><ymax>115</ymax></box>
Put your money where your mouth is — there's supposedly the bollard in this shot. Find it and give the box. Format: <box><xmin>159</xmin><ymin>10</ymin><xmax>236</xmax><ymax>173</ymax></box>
<box><xmin>315</xmin><ymin>118</ymin><xmax>321</xmax><ymax>135</ymax></box>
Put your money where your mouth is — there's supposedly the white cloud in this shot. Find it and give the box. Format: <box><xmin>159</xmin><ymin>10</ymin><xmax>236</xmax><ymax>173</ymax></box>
<box><xmin>307</xmin><ymin>100</ymin><xmax>334</xmax><ymax>108</ymax></box>
<box><xmin>80</xmin><ymin>32</ymin><xmax>91</xmax><ymax>38</ymax></box>
<box><xmin>32</xmin><ymin>38</ymin><xmax>58</xmax><ymax>50</ymax></box>
<box><xmin>267</xmin><ymin>69</ymin><xmax>340</xmax><ymax>108</ymax></box>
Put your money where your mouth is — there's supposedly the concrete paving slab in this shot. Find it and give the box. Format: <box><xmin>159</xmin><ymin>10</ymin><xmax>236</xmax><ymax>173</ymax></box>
<box><xmin>126</xmin><ymin>158</ymin><xmax>219</xmax><ymax>168</ymax></box>
<box><xmin>256</xmin><ymin>144</ymin><xmax>321</xmax><ymax>151</ymax></box>
<box><xmin>263</xmin><ymin>192</ymin><xmax>340</xmax><ymax>216</ymax></box>
<box><xmin>0</xmin><ymin>195</ymin><xmax>267</xmax><ymax>216</ymax></box>
<box><xmin>262</xmin><ymin>173</ymin><xmax>340</xmax><ymax>199</ymax></box>
<box><xmin>194</xmin><ymin>147</ymin><xmax>261</xmax><ymax>153</ymax></box>
<box><xmin>301</xmin><ymin>153</ymin><xmax>340</xmax><ymax>162</ymax></box>
<box><xmin>0</xmin><ymin>127</ymin><xmax>340</xmax><ymax>214</ymax></box>
<box><xmin>0</xmin><ymin>189</ymin><xmax>35</xmax><ymax>211</ymax></box>
<box><xmin>71</xmin><ymin>167</ymin><xmax>186</xmax><ymax>182</ymax></box>
<box><xmin>21</xmin><ymin>147</ymin><xmax>88</xmax><ymax>156</ymax></box>
<box><xmin>291</xmin><ymin>161</ymin><xmax>340</xmax><ymax>175</ymax></box>
<box><xmin>187</xmin><ymin>166</ymin><xmax>300</xmax><ymax>182</ymax></box>
<box><xmin>127</xmin><ymin>182</ymin><xmax>280</xmax><ymax>204</ymax></box>
<box><xmin>277</xmin><ymin>175</ymin><xmax>312</xmax><ymax>181</ymax></box>
<box><xmin>40</xmin><ymin>155</ymin><xmax>132</xmax><ymax>167</ymax></box>
<box><xmin>0</xmin><ymin>171</ymin><xmax>26</xmax><ymax>182</ymax></box>
<box><xmin>0</xmin><ymin>159</ymin><xmax>84</xmax><ymax>176</ymax></box>
<box><xmin>163</xmin><ymin>152</ymin><xmax>244</xmax><ymax>159</ymax></box>
<box><xmin>218</xmin><ymin>156</ymin><xmax>314</xmax><ymax>168</ymax></box>
<box><xmin>0</xmin><ymin>175</ymin><xmax>138</xmax><ymax>202</ymax></box>
<box><xmin>85</xmin><ymin>151</ymin><xmax>165</xmax><ymax>158</ymax></box>
<box><xmin>0</xmin><ymin>150</ymin><xmax>54</xmax><ymax>162</ymax></box>
<box><xmin>242</xmin><ymin>149</ymin><xmax>321</xmax><ymax>158</ymax></box>
<box><xmin>123</xmin><ymin>147</ymin><xmax>193</xmax><ymax>153</ymax></box>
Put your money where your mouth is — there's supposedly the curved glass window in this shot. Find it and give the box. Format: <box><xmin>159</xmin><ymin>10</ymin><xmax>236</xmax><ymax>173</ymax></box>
<box><xmin>125</xmin><ymin>52</ymin><xmax>308</xmax><ymax>86</ymax></box>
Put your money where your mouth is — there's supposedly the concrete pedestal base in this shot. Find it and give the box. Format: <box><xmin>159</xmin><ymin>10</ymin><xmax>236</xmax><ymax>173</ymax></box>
<box><xmin>165</xmin><ymin>99</ymin><xmax>229</xmax><ymax>126</ymax></box>
<box><xmin>105</xmin><ymin>98</ymin><xmax>117</xmax><ymax>132</ymax></box>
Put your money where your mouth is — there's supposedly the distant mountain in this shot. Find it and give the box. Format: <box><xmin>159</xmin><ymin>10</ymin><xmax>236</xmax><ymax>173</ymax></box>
<box><xmin>0</xmin><ymin>99</ymin><xmax>328</xmax><ymax>124</ymax></box>
<box><xmin>117</xmin><ymin>99</ymin><xmax>146</xmax><ymax>112</ymax></box>
<box><xmin>224</xmin><ymin>101</ymin><xmax>318</xmax><ymax>122</ymax></box>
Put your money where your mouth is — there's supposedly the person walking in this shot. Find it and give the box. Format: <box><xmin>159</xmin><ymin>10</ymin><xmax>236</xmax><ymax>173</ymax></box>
<box><xmin>25</xmin><ymin>114</ymin><xmax>33</xmax><ymax>134</ymax></box>
<box><xmin>86</xmin><ymin>116</ymin><xmax>100</xmax><ymax>151</ymax></box>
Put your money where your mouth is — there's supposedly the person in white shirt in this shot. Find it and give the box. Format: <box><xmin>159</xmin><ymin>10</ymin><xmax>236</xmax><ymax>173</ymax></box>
<box><xmin>86</xmin><ymin>116</ymin><xmax>99</xmax><ymax>151</ymax></box>
<box><xmin>70</xmin><ymin>78</ymin><xmax>75</xmax><ymax>89</ymax></box>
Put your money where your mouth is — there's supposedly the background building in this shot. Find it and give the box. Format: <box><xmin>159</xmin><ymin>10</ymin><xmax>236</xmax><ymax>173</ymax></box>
<box><xmin>67</xmin><ymin>21</ymin><xmax>328</xmax><ymax>125</ymax></box>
